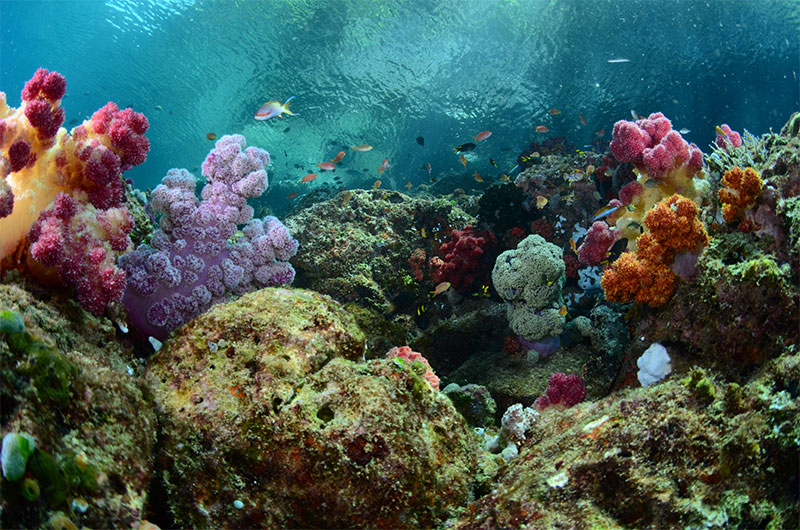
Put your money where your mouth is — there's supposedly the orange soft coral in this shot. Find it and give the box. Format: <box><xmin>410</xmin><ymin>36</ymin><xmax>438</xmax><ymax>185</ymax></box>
<box><xmin>718</xmin><ymin>166</ymin><xmax>763</xmax><ymax>223</ymax></box>
<box><xmin>643</xmin><ymin>194</ymin><xmax>710</xmax><ymax>255</ymax></box>
<box><xmin>602</xmin><ymin>194</ymin><xmax>709</xmax><ymax>307</ymax></box>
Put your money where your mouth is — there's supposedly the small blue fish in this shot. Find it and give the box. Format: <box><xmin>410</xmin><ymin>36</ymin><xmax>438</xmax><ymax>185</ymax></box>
<box><xmin>592</xmin><ymin>204</ymin><xmax>622</xmax><ymax>221</ymax></box>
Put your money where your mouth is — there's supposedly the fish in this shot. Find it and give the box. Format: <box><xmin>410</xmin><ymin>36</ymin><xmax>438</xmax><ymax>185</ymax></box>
<box><xmin>473</xmin><ymin>172</ymin><xmax>483</xmax><ymax>183</ymax></box>
<box><xmin>596</xmin><ymin>129</ymin><xmax>605</xmax><ymax>137</ymax></box>
<box><xmin>473</xmin><ymin>130</ymin><xmax>492</xmax><ymax>142</ymax></box>
<box><xmin>331</xmin><ymin>151</ymin><xmax>345</xmax><ymax>164</ymax></box>
<box><xmin>579</xmin><ymin>114</ymin><xmax>587</xmax><ymax>125</ymax></box>
<box><xmin>535</xmin><ymin>126</ymin><xmax>549</xmax><ymax>133</ymax></box>
<box><xmin>489</xmin><ymin>158</ymin><xmax>498</xmax><ymax>168</ymax></box>
<box><xmin>607</xmin><ymin>58</ymin><xmax>631</xmax><ymax>63</ymax></box>
<box><xmin>472</xmin><ymin>284</ymin><xmax>490</xmax><ymax>297</ymax></box>
<box><xmin>425</xmin><ymin>162</ymin><xmax>432</xmax><ymax>176</ymax></box>
<box><xmin>206</xmin><ymin>132</ymin><xmax>217</xmax><ymax>141</ymax></box>
<box><xmin>499</xmin><ymin>174</ymin><xmax>510</xmax><ymax>182</ymax></box>
<box><xmin>317</xmin><ymin>161</ymin><xmax>335</xmax><ymax>171</ymax></box>
<box><xmin>351</xmin><ymin>144</ymin><xmax>373</xmax><ymax>151</ymax></box>
<box><xmin>421</xmin><ymin>227</ymin><xmax>427</xmax><ymax>238</ymax></box>
<box><xmin>460</xmin><ymin>154</ymin><xmax>467</xmax><ymax>168</ymax></box>
<box><xmin>378</xmin><ymin>159</ymin><xmax>390</xmax><ymax>174</ymax></box>
<box><xmin>154</xmin><ymin>105</ymin><xmax>162</xmax><ymax>111</ymax></box>
<box><xmin>283</xmin><ymin>127</ymin><xmax>291</xmax><ymax>133</ymax></box>
<box><xmin>715</xmin><ymin>125</ymin><xmax>728</xmax><ymax>138</ymax></box>
<box><xmin>372</xmin><ymin>179</ymin><xmax>382</xmax><ymax>189</ymax></box>
<box><xmin>630</xmin><ymin>109</ymin><xmax>638</xmax><ymax>120</ymax></box>
<box><xmin>416</xmin><ymin>136</ymin><xmax>425</xmax><ymax>146</ymax></box>
<box><xmin>678</xmin><ymin>128</ymin><xmax>690</xmax><ymax>135</ymax></box>
<box><xmin>507</xmin><ymin>163</ymin><xmax>520</xmax><ymax>174</ymax></box>
<box><xmin>592</xmin><ymin>203</ymin><xmax>621</xmax><ymax>221</ymax></box>
<box><xmin>287</xmin><ymin>192</ymin><xmax>298</xmax><ymax>199</ymax></box>
<box><xmin>406</xmin><ymin>181</ymin><xmax>413</xmax><ymax>190</ymax></box>
<box><xmin>549</xmin><ymin>108</ymin><xmax>561</xmax><ymax>115</ymax></box>
<box><xmin>431</xmin><ymin>281</ymin><xmax>451</xmax><ymax>297</ymax></box>
<box><xmin>536</xmin><ymin>195</ymin><xmax>548</xmax><ymax>209</ymax></box>
<box><xmin>626</xmin><ymin>221</ymin><xmax>643</xmax><ymax>232</ymax></box>
<box><xmin>570</xmin><ymin>238</ymin><xmax>578</xmax><ymax>255</ymax></box>
<box><xmin>301</xmin><ymin>173</ymin><xmax>318</xmax><ymax>183</ymax></box>
<box><xmin>254</xmin><ymin>96</ymin><xmax>297</xmax><ymax>121</ymax></box>
<box><xmin>644</xmin><ymin>179</ymin><xmax>659</xmax><ymax>188</ymax></box>
<box><xmin>340</xmin><ymin>190</ymin><xmax>353</xmax><ymax>206</ymax></box>
<box><xmin>605</xmin><ymin>238</ymin><xmax>629</xmax><ymax>263</ymax></box>
<box><xmin>559</xmin><ymin>305</ymin><xmax>568</xmax><ymax>316</ymax></box>
<box><xmin>453</xmin><ymin>143</ymin><xmax>476</xmax><ymax>153</ymax></box>
<box><xmin>586</xmin><ymin>164</ymin><xmax>596</xmax><ymax>175</ymax></box>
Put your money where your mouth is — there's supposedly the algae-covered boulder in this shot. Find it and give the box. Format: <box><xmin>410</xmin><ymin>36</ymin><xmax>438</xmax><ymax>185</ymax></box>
<box><xmin>0</xmin><ymin>282</ymin><xmax>156</xmax><ymax>529</ymax></box>
<box><xmin>452</xmin><ymin>350</ymin><xmax>800</xmax><ymax>529</ymax></box>
<box><xmin>148</xmin><ymin>287</ymin><xmax>478</xmax><ymax>529</ymax></box>
<box><xmin>491</xmin><ymin>234</ymin><xmax>566</xmax><ymax>342</ymax></box>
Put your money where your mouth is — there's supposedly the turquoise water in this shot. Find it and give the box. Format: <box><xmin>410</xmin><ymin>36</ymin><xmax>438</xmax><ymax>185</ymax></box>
<box><xmin>2</xmin><ymin>0</ymin><xmax>798</xmax><ymax>198</ymax></box>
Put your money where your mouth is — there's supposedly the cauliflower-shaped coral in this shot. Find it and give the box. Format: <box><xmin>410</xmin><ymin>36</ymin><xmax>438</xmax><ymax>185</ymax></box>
<box><xmin>492</xmin><ymin>234</ymin><xmax>565</xmax><ymax>341</ymax></box>
<box><xmin>718</xmin><ymin>166</ymin><xmax>763</xmax><ymax>223</ymax></box>
<box><xmin>601</xmin><ymin>194</ymin><xmax>709</xmax><ymax>307</ymax></box>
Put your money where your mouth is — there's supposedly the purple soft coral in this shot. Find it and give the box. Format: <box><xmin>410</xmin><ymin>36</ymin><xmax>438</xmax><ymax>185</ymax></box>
<box><xmin>119</xmin><ymin>134</ymin><xmax>298</xmax><ymax>340</ymax></box>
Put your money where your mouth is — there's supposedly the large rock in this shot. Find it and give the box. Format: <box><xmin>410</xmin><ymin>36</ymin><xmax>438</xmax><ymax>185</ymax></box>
<box><xmin>148</xmin><ymin>287</ymin><xmax>478</xmax><ymax>529</ymax></box>
<box><xmin>0</xmin><ymin>281</ymin><xmax>156</xmax><ymax>529</ymax></box>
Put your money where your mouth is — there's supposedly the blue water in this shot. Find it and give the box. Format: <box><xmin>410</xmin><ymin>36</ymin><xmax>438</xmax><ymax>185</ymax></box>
<box><xmin>2</xmin><ymin>0</ymin><xmax>798</xmax><ymax>202</ymax></box>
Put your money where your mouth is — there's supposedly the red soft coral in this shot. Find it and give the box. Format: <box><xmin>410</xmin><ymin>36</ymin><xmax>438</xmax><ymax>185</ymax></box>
<box><xmin>430</xmin><ymin>225</ymin><xmax>496</xmax><ymax>293</ymax></box>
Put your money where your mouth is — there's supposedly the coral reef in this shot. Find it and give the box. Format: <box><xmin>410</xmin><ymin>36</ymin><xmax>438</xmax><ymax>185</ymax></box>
<box><xmin>147</xmin><ymin>288</ymin><xmax>478</xmax><ymax>529</ymax></box>
<box><xmin>492</xmin><ymin>234</ymin><xmax>566</xmax><ymax>341</ymax></box>
<box><xmin>451</xmin><ymin>349</ymin><xmax>800</xmax><ymax>529</ymax></box>
<box><xmin>285</xmin><ymin>189</ymin><xmax>474</xmax><ymax>310</ymax></box>
<box><xmin>0</xmin><ymin>69</ymin><xmax>149</xmax><ymax>316</ymax></box>
<box><xmin>119</xmin><ymin>134</ymin><xmax>298</xmax><ymax>340</ymax></box>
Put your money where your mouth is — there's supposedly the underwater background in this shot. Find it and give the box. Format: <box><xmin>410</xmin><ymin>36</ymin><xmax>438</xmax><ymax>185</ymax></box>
<box><xmin>2</xmin><ymin>1</ymin><xmax>800</xmax><ymax>529</ymax></box>
<box><xmin>2</xmin><ymin>0</ymin><xmax>798</xmax><ymax>208</ymax></box>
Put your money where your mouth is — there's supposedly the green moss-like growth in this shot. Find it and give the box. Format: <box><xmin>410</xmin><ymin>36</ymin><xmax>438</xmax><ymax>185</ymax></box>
<box><xmin>343</xmin><ymin>302</ymin><xmax>408</xmax><ymax>358</ymax></box>
<box><xmin>26</xmin><ymin>449</ymin><xmax>67</xmax><ymax>507</ymax></box>
<box><xmin>25</xmin><ymin>347</ymin><xmax>78</xmax><ymax>408</ymax></box>
<box><xmin>723</xmin><ymin>382</ymin><xmax>745</xmax><ymax>414</ymax></box>
<box><xmin>681</xmin><ymin>367</ymin><xmax>717</xmax><ymax>400</ymax></box>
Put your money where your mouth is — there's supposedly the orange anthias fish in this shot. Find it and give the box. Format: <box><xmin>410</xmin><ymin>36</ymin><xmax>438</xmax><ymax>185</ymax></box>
<box><xmin>596</xmin><ymin>129</ymin><xmax>605</xmax><ymax>138</ymax></box>
<box><xmin>406</xmin><ymin>181</ymin><xmax>413</xmax><ymax>190</ymax></box>
<box><xmin>473</xmin><ymin>172</ymin><xmax>483</xmax><ymax>183</ymax></box>
<box><xmin>287</xmin><ymin>192</ymin><xmax>299</xmax><ymax>199</ymax></box>
<box><xmin>473</xmin><ymin>130</ymin><xmax>492</xmax><ymax>142</ymax></box>
<box><xmin>579</xmin><ymin>114</ymin><xmax>587</xmax><ymax>125</ymax></box>
<box><xmin>373</xmin><ymin>179</ymin><xmax>382</xmax><ymax>189</ymax></box>
<box><xmin>549</xmin><ymin>108</ymin><xmax>561</xmax><ymax>115</ymax></box>
<box><xmin>351</xmin><ymin>144</ymin><xmax>373</xmax><ymax>152</ymax></box>
<box><xmin>254</xmin><ymin>96</ymin><xmax>298</xmax><ymax>121</ymax></box>
<box><xmin>378</xmin><ymin>159</ymin><xmax>390</xmax><ymax>174</ymax></box>
<box><xmin>317</xmin><ymin>161</ymin><xmax>335</xmax><ymax>171</ymax></box>
<box><xmin>431</xmin><ymin>281</ymin><xmax>451</xmax><ymax>297</ymax></box>
<box><xmin>301</xmin><ymin>173</ymin><xmax>318</xmax><ymax>183</ymax></box>
<box><xmin>536</xmin><ymin>125</ymin><xmax>549</xmax><ymax>133</ymax></box>
<box><xmin>331</xmin><ymin>151</ymin><xmax>346</xmax><ymax>164</ymax></box>
<box><xmin>459</xmin><ymin>154</ymin><xmax>467</xmax><ymax>168</ymax></box>
<box><xmin>559</xmin><ymin>305</ymin><xmax>568</xmax><ymax>316</ymax></box>
<box><xmin>570</xmin><ymin>238</ymin><xmax>578</xmax><ymax>254</ymax></box>
<box><xmin>536</xmin><ymin>195</ymin><xmax>548</xmax><ymax>209</ymax></box>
